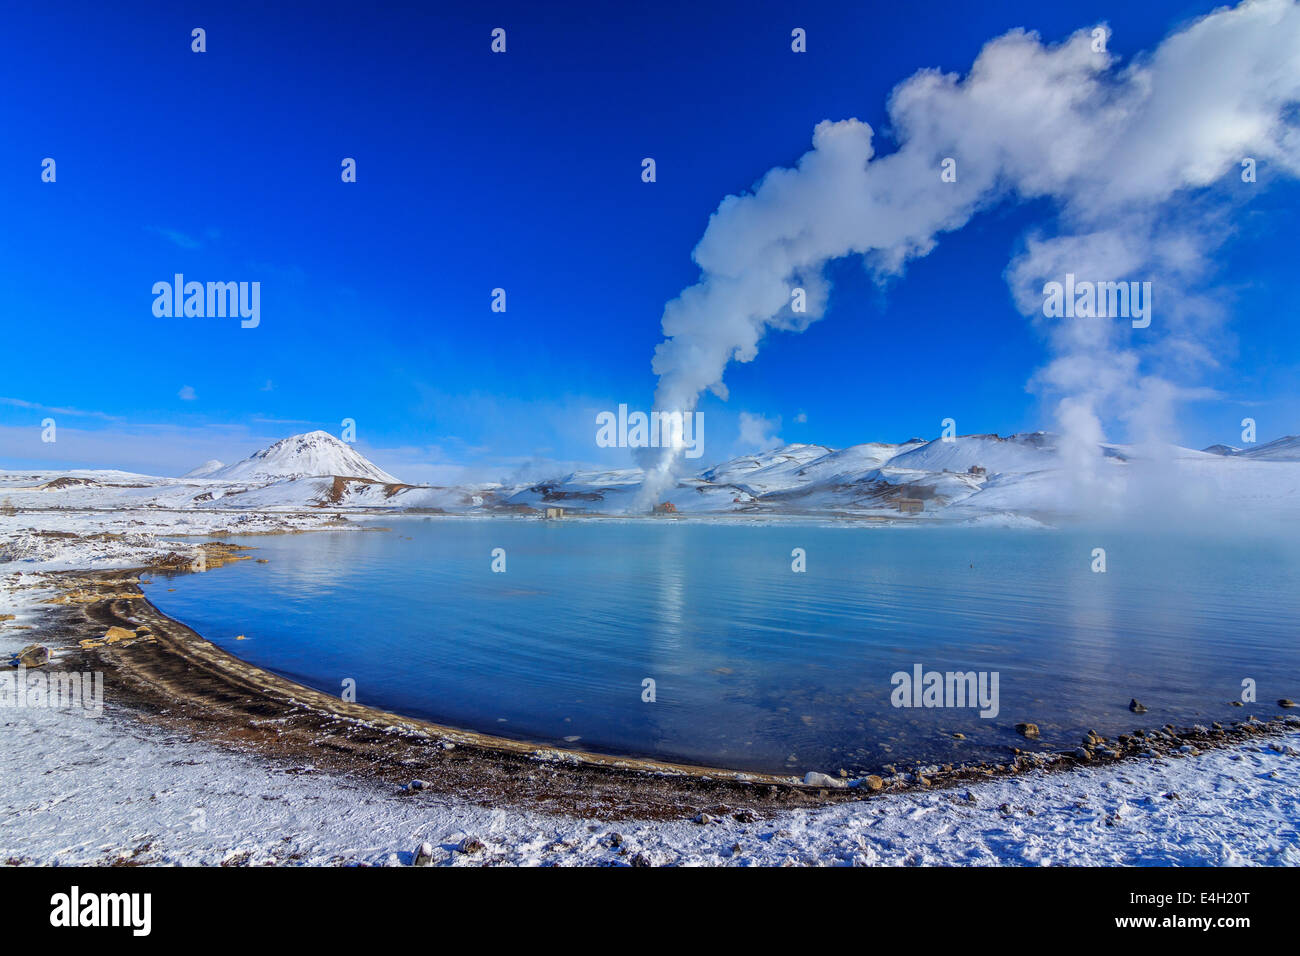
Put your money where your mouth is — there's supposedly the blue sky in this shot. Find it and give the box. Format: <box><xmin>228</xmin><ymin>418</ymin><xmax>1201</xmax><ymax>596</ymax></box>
<box><xmin>2</xmin><ymin>0</ymin><xmax>1297</xmax><ymax>481</ymax></box>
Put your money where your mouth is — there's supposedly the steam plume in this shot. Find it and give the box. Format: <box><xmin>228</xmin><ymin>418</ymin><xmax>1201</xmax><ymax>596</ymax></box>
<box><xmin>640</xmin><ymin>0</ymin><xmax>1300</xmax><ymax>507</ymax></box>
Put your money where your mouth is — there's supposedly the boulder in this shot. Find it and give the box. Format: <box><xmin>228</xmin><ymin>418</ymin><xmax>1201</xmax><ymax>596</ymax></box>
<box><xmin>14</xmin><ymin>644</ymin><xmax>49</xmax><ymax>667</ymax></box>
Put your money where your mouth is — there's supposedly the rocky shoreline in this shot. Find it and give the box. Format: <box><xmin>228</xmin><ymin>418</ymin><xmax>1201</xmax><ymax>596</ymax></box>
<box><xmin>6</xmin><ymin>540</ymin><xmax>1297</xmax><ymax>823</ymax></box>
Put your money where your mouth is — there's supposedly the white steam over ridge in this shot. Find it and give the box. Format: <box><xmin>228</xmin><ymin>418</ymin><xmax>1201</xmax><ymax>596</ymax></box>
<box><xmin>641</xmin><ymin>0</ymin><xmax>1300</xmax><ymax>508</ymax></box>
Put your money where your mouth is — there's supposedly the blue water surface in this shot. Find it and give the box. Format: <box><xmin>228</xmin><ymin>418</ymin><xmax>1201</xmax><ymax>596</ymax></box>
<box><xmin>143</xmin><ymin>519</ymin><xmax>1300</xmax><ymax>774</ymax></box>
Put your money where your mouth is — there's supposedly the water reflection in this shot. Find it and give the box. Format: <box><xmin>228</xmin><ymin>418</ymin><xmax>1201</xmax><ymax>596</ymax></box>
<box><xmin>149</xmin><ymin>520</ymin><xmax>1300</xmax><ymax>774</ymax></box>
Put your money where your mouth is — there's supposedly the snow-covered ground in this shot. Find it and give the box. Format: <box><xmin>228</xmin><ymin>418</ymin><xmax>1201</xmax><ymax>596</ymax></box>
<box><xmin>3</xmin><ymin>675</ymin><xmax>1295</xmax><ymax>866</ymax></box>
<box><xmin>0</xmin><ymin>507</ymin><xmax>350</xmax><ymax>573</ymax></box>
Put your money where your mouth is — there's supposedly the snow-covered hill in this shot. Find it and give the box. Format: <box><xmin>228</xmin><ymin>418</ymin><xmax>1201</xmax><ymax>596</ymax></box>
<box><xmin>182</xmin><ymin>459</ymin><xmax>226</xmax><ymax>478</ymax></box>
<box><xmin>201</xmin><ymin>431</ymin><xmax>401</xmax><ymax>483</ymax></box>
<box><xmin>884</xmin><ymin>432</ymin><xmax>1054</xmax><ymax>474</ymax></box>
<box><xmin>4</xmin><ymin>430</ymin><xmax>1299</xmax><ymax>522</ymax></box>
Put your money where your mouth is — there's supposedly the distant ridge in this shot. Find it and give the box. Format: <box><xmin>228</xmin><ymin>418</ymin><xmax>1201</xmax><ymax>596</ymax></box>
<box><xmin>1238</xmin><ymin>435</ymin><xmax>1300</xmax><ymax>461</ymax></box>
<box><xmin>1203</xmin><ymin>436</ymin><xmax>1300</xmax><ymax>461</ymax></box>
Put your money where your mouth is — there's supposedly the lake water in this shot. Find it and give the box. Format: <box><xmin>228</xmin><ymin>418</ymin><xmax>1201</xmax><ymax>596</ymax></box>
<box><xmin>143</xmin><ymin>519</ymin><xmax>1300</xmax><ymax>775</ymax></box>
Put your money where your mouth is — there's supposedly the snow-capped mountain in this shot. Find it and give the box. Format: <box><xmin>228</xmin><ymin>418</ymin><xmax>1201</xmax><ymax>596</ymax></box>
<box><xmin>198</xmin><ymin>431</ymin><xmax>401</xmax><ymax>483</ymax></box>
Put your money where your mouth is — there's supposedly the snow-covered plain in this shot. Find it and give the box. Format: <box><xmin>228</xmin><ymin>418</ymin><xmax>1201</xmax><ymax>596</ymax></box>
<box><xmin>3</xmin><ymin>429</ymin><xmax>1299</xmax><ymax>866</ymax></box>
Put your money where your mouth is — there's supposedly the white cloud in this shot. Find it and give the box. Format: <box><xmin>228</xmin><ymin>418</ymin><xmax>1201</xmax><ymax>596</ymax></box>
<box><xmin>146</xmin><ymin>226</ymin><xmax>203</xmax><ymax>250</ymax></box>
<box><xmin>737</xmin><ymin>412</ymin><xmax>782</xmax><ymax>450</ymax></box>
<box><xmin>178</xmin><ymin>386</ymin><xmax>198</xmax><ymax>401</ymax></box>
<box><xmin>0</xmin><ymin>396</ymin><xmax>118</xmax><ymax>421</ymax></box>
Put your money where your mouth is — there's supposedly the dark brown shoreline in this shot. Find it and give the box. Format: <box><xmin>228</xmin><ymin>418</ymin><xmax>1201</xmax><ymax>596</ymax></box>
<box><xmin>29</xmin><ymin>558</ymin><xmax>1300</xmax><ymax>822</ymax></box>
<box><xmin>47</xmin><ymin>566</ymin><xmax>841</xmax><ymax>820</ymax></box>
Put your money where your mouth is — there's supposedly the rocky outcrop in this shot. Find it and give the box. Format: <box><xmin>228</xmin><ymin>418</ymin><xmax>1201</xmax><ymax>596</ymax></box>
<box><xmin>13</xmin><ymin>644</ymin><xmax>49</xmax><ymax>667</ymax></box>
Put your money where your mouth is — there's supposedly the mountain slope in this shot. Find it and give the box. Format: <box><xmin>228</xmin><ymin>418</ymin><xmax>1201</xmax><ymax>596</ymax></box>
<box><xmin>884</xmin><ymin>433</ymin><xmax>1056</xmax><ymax>474</ymax></box>
<box><xmin>182</xmin><ymin>459</ymin><xmax>226</xmax><ymax>478</ymax></box>
<box><xmin>201</xmin><ymin>431</ymin><xmax>401</xmax><ymax>483</ymax></box>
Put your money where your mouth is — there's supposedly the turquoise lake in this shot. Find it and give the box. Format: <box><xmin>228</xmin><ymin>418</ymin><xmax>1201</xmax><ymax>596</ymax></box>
<box><xmin>144</xmin><ymin>519</ymin><xmax>1300</xmax><ymax>775</ymax></box>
